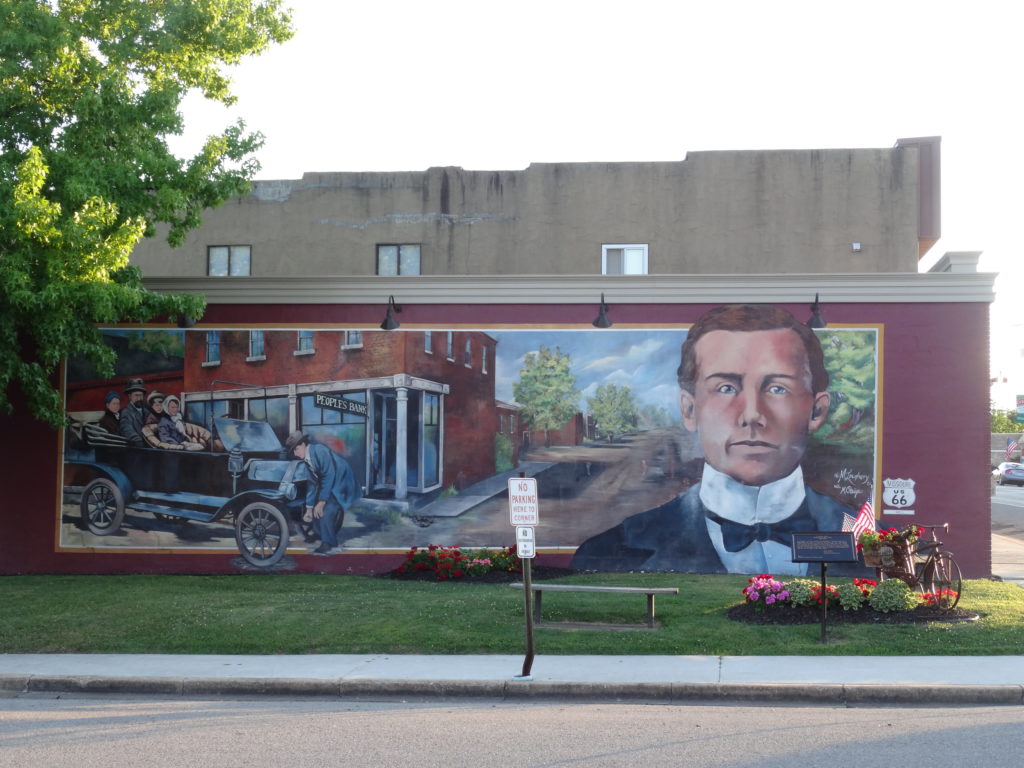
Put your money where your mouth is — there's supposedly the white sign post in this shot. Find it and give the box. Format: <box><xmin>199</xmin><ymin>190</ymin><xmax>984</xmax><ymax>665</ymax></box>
<box><xmin>516</xmin><ymin>526</ymin><xmax>536</xmax><ymax>559</ymax></box>
<box><xmin>508</xmin><ymin>477</ymin><xmax>539</xmax><ymax>525</ymax></box>
<box><xmin>509</xmin><ymin>476</ymin><xmax>539</xmax><ymax>678</ymax></box>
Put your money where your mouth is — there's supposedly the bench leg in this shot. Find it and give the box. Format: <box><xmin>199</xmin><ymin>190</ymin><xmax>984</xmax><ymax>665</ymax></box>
<box><xmin>646</xmin><ymin>594</ymin><xmax>656</xmax><ymax>628</ymax></box>
<box><xmin>533</xmin><ymin>589</ymin><xmax>543</xmax><ymax>624</ymax></box>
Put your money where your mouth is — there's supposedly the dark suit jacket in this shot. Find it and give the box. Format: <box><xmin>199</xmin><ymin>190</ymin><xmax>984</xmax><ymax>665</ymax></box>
<box><xmin>571</xmin><ymin>483</ymin><xmax>867</xmax><ymax>576</ymax></box>
<box><xmin>304</xmin><ymin>443</ymin><xmax>362</xmax><ymax>510</ymax></box>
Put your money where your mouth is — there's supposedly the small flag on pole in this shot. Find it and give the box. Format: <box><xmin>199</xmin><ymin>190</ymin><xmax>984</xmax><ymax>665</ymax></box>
<box><xmin>851</xmin><ymin>495</ymin><xmax>875</xmax><ymax>540</ymax></box>
<box><xmin>1008</xmin><ymin>437</ymin><xmax>1020</xmax><ymax>460</ymax></box>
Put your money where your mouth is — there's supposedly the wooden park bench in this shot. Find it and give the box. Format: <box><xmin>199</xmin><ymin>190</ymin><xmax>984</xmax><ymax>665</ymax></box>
<box><xmin>510</xmin><ymin>583</ymin><xmax>679</xmax><ymax>630</ymax></box>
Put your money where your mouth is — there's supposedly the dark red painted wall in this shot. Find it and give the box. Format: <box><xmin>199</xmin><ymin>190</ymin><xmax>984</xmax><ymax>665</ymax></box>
<box><xmin>0</xmin><ymin>300</ymin><xmax>992</xmax><ymax>577</ymax></box>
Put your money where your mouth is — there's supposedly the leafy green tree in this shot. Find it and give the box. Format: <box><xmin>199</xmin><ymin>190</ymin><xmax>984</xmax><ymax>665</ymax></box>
<box><xmin>1</xmin><ymin>0</ymin><xmax>292</xmax><ymax>426</ymax></box>
<box><xmin>587</xmin><ymin>383</ymin><xmax>638</xmax><ymax>441</ymax></box>
<box><xmin>512</xmin><ymin>345</ymin><xmax>579</xmax><ymax>447</ymax></box>
<box><xmin>991</xmin><ymin>403</ymin><xmax>1021</xmax><ymax>434</ymax></box>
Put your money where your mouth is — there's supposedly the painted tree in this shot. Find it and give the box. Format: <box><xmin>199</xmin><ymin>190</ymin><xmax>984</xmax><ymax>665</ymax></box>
<box><xmin>587</xmin><ymin>383</ymin><xmax>638</xmax><ymax>441</ymax></box>
<box><xmin>0</xmin><ymin>0</ymin><xmax>292</xmax><ymax>426</ymax></box>
<box><xmin>637</xmin><ymin>402</ymin><xmax>674</xmax><ymax>429</ymax></box>
<box><xmin>814</xmin><ymin>329</ymin><xmax>876</xmax><ymax>451</ymax></box>
<box><xmin>512</xmin><ymin>345</ymin><xmax>579</xmax><ymax>447</ymax></box>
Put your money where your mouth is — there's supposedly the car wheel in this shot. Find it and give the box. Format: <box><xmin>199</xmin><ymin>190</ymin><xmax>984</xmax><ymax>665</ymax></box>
<box><xmin>235</xmin><ymin>502</ymin><xmax>290</xmax><ymax>567</ymax></box>
<box><xmin>80</xmin><ymin>478</ymin><xmax>125</xmax><ymax>536</ymax></box>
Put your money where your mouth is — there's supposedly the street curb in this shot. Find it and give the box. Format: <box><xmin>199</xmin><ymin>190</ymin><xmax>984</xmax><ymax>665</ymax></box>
<box><xmin>2</xmin><ymin>675</ymin><xmax>1023</xmax><ymax>705</ymax></box>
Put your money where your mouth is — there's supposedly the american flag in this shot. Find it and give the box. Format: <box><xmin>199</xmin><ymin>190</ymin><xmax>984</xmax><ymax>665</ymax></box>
<box><xmin>851</xmin><ymin>495</ymin><xmax>875</xmax><ymax>540</ymax></box>
<box><xmin>1007</xmin><ymin>437</ymin><xmax>1020</xmax><ymax>460</ymax></box>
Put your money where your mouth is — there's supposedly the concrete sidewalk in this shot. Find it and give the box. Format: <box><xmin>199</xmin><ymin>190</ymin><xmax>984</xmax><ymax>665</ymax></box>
<box><xmin>2</xmin><ymin>532</ymin><xmax>1022</xmax><ymax>706</ymax></box>
<box><xmin>3</xmin><ymin>653</ymin><xmax>1024</xmax><ymax>705</ymax></box>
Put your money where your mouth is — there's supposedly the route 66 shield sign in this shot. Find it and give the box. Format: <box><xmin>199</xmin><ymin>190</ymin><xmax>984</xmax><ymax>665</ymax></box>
<box><xmin>882</xmin><ymin>478</ymin><xmax>916</xmax><ymax>508</ymax></box>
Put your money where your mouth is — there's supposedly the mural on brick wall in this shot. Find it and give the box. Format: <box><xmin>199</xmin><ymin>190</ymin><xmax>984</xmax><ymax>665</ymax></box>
<box><xmin>60</xmin><ymin>304</ymin><xmax>879</xmax><ymax>575</ymax></box>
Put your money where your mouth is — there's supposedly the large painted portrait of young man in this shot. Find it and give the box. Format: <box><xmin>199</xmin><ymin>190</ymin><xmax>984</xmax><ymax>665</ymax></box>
<box><xmin>571</xmin><ymin>304</ymin><xmax>872</xmax><ymax>575</ymax></box>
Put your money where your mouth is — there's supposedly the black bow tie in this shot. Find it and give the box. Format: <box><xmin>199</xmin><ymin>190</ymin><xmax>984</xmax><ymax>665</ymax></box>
<box><xmin>707</xmin><ymin>508</ymin><xmax>816</xmax><ymax>552</ymax></box>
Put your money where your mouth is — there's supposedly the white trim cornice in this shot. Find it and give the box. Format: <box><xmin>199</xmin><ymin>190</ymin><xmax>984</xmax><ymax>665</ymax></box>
<box><xmin>144</xmin><ymin>272</ymin><xmax>997</xmax><ymax>304</ymax></box>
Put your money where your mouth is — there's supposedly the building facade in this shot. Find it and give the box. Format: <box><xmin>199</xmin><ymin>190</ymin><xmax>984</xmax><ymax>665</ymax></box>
<box><xmin>130</xmin><ymin>138</ymin><xmax>940</xmax><ymax>278</ymax></box>
<box><xmin>1</xmin><ymin>138</ymin><xmax>1001</xmax><ymax>580</ymax></box>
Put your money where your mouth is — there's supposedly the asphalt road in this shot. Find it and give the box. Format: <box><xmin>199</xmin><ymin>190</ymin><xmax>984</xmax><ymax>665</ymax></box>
<box><xmin>991</xmin><ymin>484</ymin><xmax>1024</xmax><ymax>539</ymax></box>
<box><xmin>2</xmin><ymin>696</ymin><xmax>1024</xmax><ymax>768</ymax></box>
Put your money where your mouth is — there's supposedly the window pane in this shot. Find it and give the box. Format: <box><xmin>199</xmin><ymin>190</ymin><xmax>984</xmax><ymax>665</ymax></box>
<box><xmin>623</xmin><ymin>247</ymin><xmax>646</xmax><ymax>274</ymax></box>
<box><xmin>399</xmin><ymin>244</ymin><xmax>421</xmax><ymax>275</ymax></box>
<box><xmin>229</xmin><ymin>246</ymin><xmax>251</xmax><ymax>276</ymax></box>
<box><xmin>250</xmin><ymin>330</ymin><xmax>264</xmax><ymax>357</ymax></box>
<box><xmin>209</xmin><ymin>247</ymin><xmax>229</xmax><ymax>276</ymax></box>
<box><xmin>377</xmin><ymin>245</ymin><xmax>398</xmax><ymax>275</ymax></box>
<box><xmin>424</xmin><ymin>330</ymin><xmax>432</xmax><ymax>353</ymax></box>
<box><xmin>298</xmin><ymin>330</ymin><xmax>313</xmax><ymax>351</ymax></box>
<box><xmin>423</xmin><ymin>394</ymin><xmax>440</xmax><ymax>487</ymax></box>
<box><xmin>205</xmin><ymin>331</ymin><xmax>220</xmax><ymax>363</ymax></box>
<box><xmin>605</xmin><ymin>248</ymin><xmax>624</xmax><ymax>275</ymax></box>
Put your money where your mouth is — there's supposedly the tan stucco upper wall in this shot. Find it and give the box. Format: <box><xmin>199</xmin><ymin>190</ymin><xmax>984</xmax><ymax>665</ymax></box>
<box><xmin>130</xmin><ymin>147</ymin><xmax>922</xmax><ymax>277</ymax></box>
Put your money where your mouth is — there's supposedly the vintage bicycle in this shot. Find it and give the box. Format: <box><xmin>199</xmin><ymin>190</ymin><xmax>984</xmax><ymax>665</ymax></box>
<box><xmin>863</xmin><ymin>523</ymin><xmax>963</xmax><ymax>610</ymax></box>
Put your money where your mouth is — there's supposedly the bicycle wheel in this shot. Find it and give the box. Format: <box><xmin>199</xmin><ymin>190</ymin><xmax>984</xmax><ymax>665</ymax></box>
<box><xmin>924</xmin><ymin>552</ymin><xmax>962</xmax><ymax>611</ymax></box>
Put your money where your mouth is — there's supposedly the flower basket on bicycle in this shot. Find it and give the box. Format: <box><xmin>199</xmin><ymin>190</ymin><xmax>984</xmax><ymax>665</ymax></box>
<box><xmin>858</xmin><ymin>523</ymin><xmax>963</xmax><ymax>610</ymax></box>
<box><xmin>858</xmin><ymin>525</ymin><xmax>921</xmax><ymax>569</ymax></box>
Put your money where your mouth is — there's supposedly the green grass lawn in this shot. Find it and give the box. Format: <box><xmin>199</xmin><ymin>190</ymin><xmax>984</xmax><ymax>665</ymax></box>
<box><xmin>2</xmin><ymin>572</ymin><xmax>1022</xmax><ymax>656</ymax></box>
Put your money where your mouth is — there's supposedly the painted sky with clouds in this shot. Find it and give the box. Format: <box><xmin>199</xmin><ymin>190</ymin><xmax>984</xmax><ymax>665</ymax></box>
<box><xmin>492</xmin><ymin>330</ymin><xmax>686</xmax><ymax>421</ymax></box>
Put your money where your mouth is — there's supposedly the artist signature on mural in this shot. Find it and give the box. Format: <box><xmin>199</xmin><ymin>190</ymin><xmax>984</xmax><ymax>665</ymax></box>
<box><xmin>833</xmin><ymin>467</ymin><xmax>871</xmax><ymax>498</ymax></box>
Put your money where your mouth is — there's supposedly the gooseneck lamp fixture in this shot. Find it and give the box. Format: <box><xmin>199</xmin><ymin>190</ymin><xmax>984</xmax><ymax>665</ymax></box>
<box><xmin>807</xmin><ymin>293</ymin><xmax>827</xmax><ymax>329</ymax></box>
<box><xmin>592</xmin><ymin>293</ymin><xmax>612</xmax><ymax>328</ymax></box>
<box><xmin>380</xmin><ymin>295</ymin><xmax>402</xmax><ymax>330</ymax></box>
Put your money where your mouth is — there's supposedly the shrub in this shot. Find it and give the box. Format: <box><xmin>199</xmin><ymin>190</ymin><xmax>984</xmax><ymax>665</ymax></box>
<box><xmin>786</xmin><ymin>579</ymin><xmax>820</xmax><ymax>607</ymax></box>
<box><xmin>835</xmin><ymin>582</ymin><xmax>868</xmax><ymax>611</ymax></box>
<box><xmin>495</xmin><ymin>432</ymin><xmax>515</xmax><ymax>473</ymax></box>
<box><xmin>868</xmin><ymin>578</ymin><xmax>919</xmax><ymax>613</ymax></box>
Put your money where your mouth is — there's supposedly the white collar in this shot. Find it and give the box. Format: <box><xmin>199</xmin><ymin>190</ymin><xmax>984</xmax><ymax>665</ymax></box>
<box><xmin>698</xmin><ymin>463</ymin><xmax>806</xmax><ymax>525</ymax></box>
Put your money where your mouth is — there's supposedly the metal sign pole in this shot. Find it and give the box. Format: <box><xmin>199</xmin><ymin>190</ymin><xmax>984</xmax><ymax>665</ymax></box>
<box><xmin>521</xmin><ymin>557</ymin><xmax>534</xmax><ymax>677</ymax></box>
<box><xmin>820</xmin><ymin>562</ymin><xmax>828</xmax><ymax>644</ymax></box>
<box><xmin>510</xmin><ymin>471</ymin><xmax>538</xmax><ymax>680</ymax></box>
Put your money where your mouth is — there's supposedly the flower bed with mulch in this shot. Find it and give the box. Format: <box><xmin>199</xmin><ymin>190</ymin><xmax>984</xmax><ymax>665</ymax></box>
<box><xmin>726</xmin><ymin>602</ymin><xmax>979</xmax><ymax>625</ymax></box>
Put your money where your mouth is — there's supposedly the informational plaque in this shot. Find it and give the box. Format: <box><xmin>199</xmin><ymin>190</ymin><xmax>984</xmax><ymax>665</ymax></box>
<box><xmin>790</xmin><ymin>532</ymin><xmax>858</xmax><ymax>563</ymax></box>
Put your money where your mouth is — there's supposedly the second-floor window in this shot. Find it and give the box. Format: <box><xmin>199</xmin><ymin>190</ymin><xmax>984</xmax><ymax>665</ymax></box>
<box><xmin>482</xmin><ymin>346</ymin><xmax>488</xmax><ymax>374</ymax></box>
<box><xmin>342</xmin><ymin>330</ymin><xmax>363</xmax><ymax>349</ymax></box>
<box><xmin>464</xmin><ymin>338</ymin><xmax>472</xmax><ymax>367</ymax></box>
<box><xmin>424</xmin><ymin>330</ymin><xmax>433</xmax><ymax>354</ymax></box>
<box><xmin>602</xmin><ymin>244</ymin><xmax>648</xmax><ymax>275</ymax></box>
<box><xmin>377</xmin><ymin>244</ymin><xmax>421</xmax><ymax>275</ymax></box>
<box><xmin>248</xmin><ymin>330</ymin><xmax>265</xmax><ymax>360</ymax></box>
<box><xmin>296</xmin><ymin>330</ymin><xmax>314</xmax><ymax>354</ymax></box>
<box><xmin>446</xmin><ymin>331</ymin><xmax>454</xmax><ymax>361</ymax></box>
<box><xmin>208</xmin><ymin>245</ymin><xmax>251</xmax><ymax>276</ymax></box>
<box><xmin>205</xmin><ymin>331</ymin><xmax>221</xmax><ymax>364</ymax></box>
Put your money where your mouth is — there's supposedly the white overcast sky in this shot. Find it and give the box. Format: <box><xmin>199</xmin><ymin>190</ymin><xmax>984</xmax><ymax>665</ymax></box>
<box><xmin>169</xmin><ymin>0</ymin><xmax>1022</xmax><ymax>394</ymax></box>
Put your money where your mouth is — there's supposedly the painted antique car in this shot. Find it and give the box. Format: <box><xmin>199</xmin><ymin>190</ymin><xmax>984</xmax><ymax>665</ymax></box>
<box><xmin>65</xmin><ymin>417</ymin><xmax>311</xmax><ymax>567</ymax></box>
